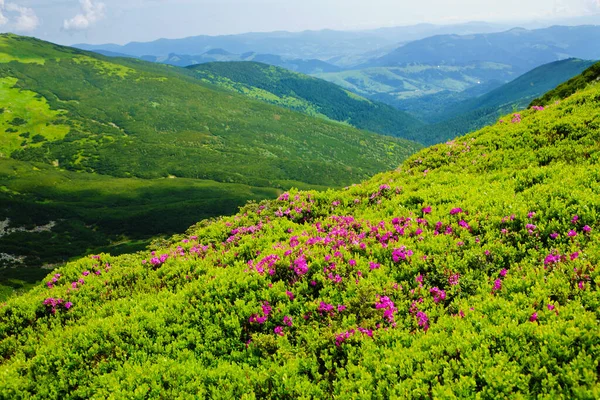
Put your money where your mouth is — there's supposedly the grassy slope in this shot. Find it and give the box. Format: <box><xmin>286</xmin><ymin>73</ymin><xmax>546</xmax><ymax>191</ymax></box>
<box><xmin>407</xmin><ymin>59</ymin><xmax>599</xmax><ymax>145</ymax></box>
<box><xmin>188</xmin><ymin>61</ymin><xmax>424</xmax><ymax>139</ymax></box>
<box><xmin>0</xmin><ymin>34</ymin><xmax>421</xmax><ymax>294</ymax></box>
<box><xmin>1</xmin><ymin>67</ymin><xmax>599</xmax><ymax>397</ymax></box>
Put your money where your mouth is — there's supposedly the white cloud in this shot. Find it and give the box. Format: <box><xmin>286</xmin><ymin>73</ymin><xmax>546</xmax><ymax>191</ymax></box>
<box><xmin>0</xmin><ymin>0</ymin><xmax>7</xmax><ymax>27</ymax></box>
<box><xmin>0</xmin><ymin>1</ymin><xmax>39</xmax><ymax>32</ymax></box>
<box><xmin>63</xmin><ymin>0</ymin><xmax>106</xmax><ymax>31</ymax></box>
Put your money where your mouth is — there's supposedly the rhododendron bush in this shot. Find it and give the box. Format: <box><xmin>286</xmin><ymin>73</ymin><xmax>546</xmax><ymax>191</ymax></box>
<box><xmin>1</xmin><ymin>79</ymin><xmax>600</xmax><ymax>398</ymax></box>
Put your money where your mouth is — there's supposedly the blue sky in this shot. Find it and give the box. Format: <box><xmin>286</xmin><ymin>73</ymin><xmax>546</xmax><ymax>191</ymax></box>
<box><xmin>0</xmin><ymin>0</ymin><xmax>599</xmax><ymax>44</ymax></box>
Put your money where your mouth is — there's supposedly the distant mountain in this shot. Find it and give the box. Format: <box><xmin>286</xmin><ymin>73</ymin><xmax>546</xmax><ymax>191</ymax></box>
<box><xmin>370</xmin><ymin>25</ymin><xmax>600</xmax><ymax>72</ymax></box>
<box><xmin>0</xmin><ymin>33</ymin><xmax>420</xmax><ymax>272</ymax></box>
<box><xmin>188</xmin><ymin>61</ymin><xmax>423</xmax><ymax>138</ymax></box>
<box><xmin>407</xmin><ymin>58</ymin><xmax>597</xmax><ymax>144</ymax></box>
<box><xmin>72</xmin><ymin>21</ymin><xmax>514</xmax><ymax>67</ymax></box>
<box><xmin>90</xmin><ymin>48</ymin><xmax>341</xmax><ymax>74</ymax></box>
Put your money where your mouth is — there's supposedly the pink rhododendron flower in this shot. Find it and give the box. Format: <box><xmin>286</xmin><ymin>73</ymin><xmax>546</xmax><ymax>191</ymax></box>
<box><xmin>448</xmin><ymin>274</ymin><xmax>460</xmax><ymax>286</ymax></box>
<box><xmin>568</xmin><ymin>230</ymin><xmax>577</xmax><ymax>237</ymax></box>
<box><xmin>529</xmin><ymin>312</ymin><xmax>538</xmax><ymax>322</ymax></box>
<box><xmin>416</xmin><ymin>311</ymin><xmax>429</xmax><ymax>331</ymax></box>
<box><xmin>492</xmin><ymin>279</ymin><xmax>502</xmax><ymax>292</ymax></box>
<box><xmin>430</xmin><ymin>287</ymin><xmax>446</xmax><ymax>303</ymax></box>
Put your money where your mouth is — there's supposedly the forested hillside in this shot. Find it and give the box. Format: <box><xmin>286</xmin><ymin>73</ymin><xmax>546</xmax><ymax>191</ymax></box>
<box><xmin>189</xmin><ymin>61</ymin><xmax>424</xmax><ymax>138</ymax></box>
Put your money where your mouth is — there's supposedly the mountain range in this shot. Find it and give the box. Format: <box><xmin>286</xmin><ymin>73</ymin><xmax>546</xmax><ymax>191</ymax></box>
<box><xmin>73</xmin><ymin>21</ymin><xmax>515</xmax><ymax>66</ymax></box>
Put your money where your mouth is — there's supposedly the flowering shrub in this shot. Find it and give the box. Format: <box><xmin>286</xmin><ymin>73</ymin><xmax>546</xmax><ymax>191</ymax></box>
<box><xmin>1</xmin><ymin>73</ymin><xmax>600</xmax><ymax>398</ymax></box>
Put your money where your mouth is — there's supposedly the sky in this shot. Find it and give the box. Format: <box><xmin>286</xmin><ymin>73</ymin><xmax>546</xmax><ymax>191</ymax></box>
<box><xmin>0</xmin><ymin>0</ymin><xmax>599</xmax><ymax>45</ymax></box>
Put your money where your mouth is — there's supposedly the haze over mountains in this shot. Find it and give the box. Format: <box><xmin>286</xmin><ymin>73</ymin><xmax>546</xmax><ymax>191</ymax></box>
<box><xmin>74</xmin><ymin>21</ymin><xmax>515</xmax><ymax>64</ymax></box>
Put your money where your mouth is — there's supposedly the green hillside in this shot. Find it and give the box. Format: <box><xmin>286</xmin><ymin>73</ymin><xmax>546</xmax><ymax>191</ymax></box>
<box><xmin>407</xmin><ymin>59</ymin><xmax>598</xmax><ymax>144</ymax></box>
<box><xmin>0</xmin><ymin>34</ymin><xmax>421</xmax><ymax>293</ymax></box>
<box><xmin>312</xmin><ymin>63</ymin><xmax>519</xmax><ymax>111</ymax></box>
<box><xmin>1</xmin><ymin>61</ymin><xmax>599</xmax><ymax>397</ymax></box>
<box><xmin>188</xmin><ymin>61</ymin><xmax>424</xmax><ymax>139</ymax></box>
<box><xmin>0</xmin><ymin>35</ymin><xmax>419</xmax><ymax>187</ymax></box>
<box><xmin>426</xmin><ymin>58</ymin><xmax>596</xmax><ymax>123</ymax></box>
<box><xmin>531</xmin><ymin>61</ymin><xmax>600</xmax><ymax>106</ymax></box>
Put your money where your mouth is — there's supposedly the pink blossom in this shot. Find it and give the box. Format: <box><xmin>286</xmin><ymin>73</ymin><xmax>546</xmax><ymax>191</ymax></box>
<box><xmin>448</xmin><ymin>274</ymin><xmax>460</xmax><ymax>286</ymax></box>
<box><xmin>416</xmin><ymin>311</ymin><xmax>429</xmax><ymax>331</ymax></box>
<box><xmin>369</xmin><ymin>262</ymin><xmax>381</xmax><ymax>270</ymax></box>
<box><xmin>492</xmin><ymin>279</ymin><xmax>502</xmax><ymax>292</ymax></box>
<box><xmin>430</xmin><ymin>287</ymin><xmax>446</xmax><ymax>303</ymax></box>
<box><xmin>392</xmin><ymin>247</ymin><xmax>413</xmax><ymax>262</ymax></box>
<box><xmin>529</xmin><ymin>312</ymin><xmax>538</xmax><ymax>322</ymax></box>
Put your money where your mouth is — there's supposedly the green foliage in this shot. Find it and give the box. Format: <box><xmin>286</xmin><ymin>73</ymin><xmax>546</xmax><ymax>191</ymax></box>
<box><xmin>1</xmin><ymin>62</ymin><xmax>600</xmax><ymax>397</ymax></box>
<box><xmin>190</xmin><ymin>61</ymin><xmax>424</xmax><ymax>138</ymax></box>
